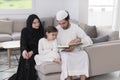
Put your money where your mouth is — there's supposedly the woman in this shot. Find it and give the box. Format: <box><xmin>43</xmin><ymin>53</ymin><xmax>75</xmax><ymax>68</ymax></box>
<box><xmin>9</xmin><ymin>14</ymin><xmax>44</xmax><ymax>80</ymax></box>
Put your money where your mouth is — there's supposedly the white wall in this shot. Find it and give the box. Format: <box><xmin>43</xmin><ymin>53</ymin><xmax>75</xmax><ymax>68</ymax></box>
<box><xmin>0</xmin><ymin>0</ymin><xmax>88</xmax><ymax>24</ymax></box>
<box><xmin>79</xmin><ymin>0</ymin><xmax>88</xmax><ymax>24</ymax></box>
<box><xmin>63</xmin><ymin>0</ymin><xmax>79</xmax><ymax>21</ymax></box>
<box><xmin>0</xmin><ymin>12</ymin><xmax>29</xmax><ymax>19</ymax></box>
<box><xmin>63</xmin><ymin>0</ymin><xmax>88</xmax><ymax>24</ymax></box>
<box><xmin>0</xmin><ymin>0</ymin><xmax>64</xmax><ymax>19</ymax></box>
<box><xmin>36</xmin><ymin>0</ymin><xmax>64</xmax><ymax>17</ymax></box>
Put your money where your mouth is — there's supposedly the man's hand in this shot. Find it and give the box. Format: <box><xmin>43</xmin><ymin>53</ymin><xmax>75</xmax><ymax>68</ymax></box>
<box><xmin>63</xmin><ymin>38</ymin><xmax>81</xmax><ymax>52</ymax></box>
<box><xmin>63</xmin><ymin>47</ymin><xmax>75</xmax><ymax>52</ymax></box>
<box><xmin>69</xmin><ymin>38</ymin><xmax>81</xmax><ymax>44</ymax></box>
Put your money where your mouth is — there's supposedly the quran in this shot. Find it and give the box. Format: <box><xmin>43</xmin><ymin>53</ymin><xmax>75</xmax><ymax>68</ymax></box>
<box><xmin>57</xmin><ymin>42</ymin><xmax>82</xmax><ymax>48</ymax></box>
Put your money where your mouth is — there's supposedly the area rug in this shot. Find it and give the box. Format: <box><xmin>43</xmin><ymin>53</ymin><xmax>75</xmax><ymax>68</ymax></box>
<box><xmin>0</xmin><ymin>49</ymin><xmax>20</xmax><ymax>80</ymax></box>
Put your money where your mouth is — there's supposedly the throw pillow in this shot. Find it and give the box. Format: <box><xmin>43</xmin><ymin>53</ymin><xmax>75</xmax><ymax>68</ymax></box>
<box><xmin>41</xmin><ymin>21</ymin><xmax>45</xmax><ymax>28</ymax></box>
<box><xmin>78</xmin><ymin>23</ymin><xmax>97</xmax><ymax>38</ymax></box>
<box><xmin>84</xmin><ymin>25</ymin><xmax>97</xmax><ymax>38</ymax></box>
<box><xmin>0</xmin><ymin>20</ymin><xmax>13</xmax><ymax>34</ymax></box>
<box><xmin>92</xmin><ymin>35</ymin><xmax>109</xmax><ymax>43</ymax></box>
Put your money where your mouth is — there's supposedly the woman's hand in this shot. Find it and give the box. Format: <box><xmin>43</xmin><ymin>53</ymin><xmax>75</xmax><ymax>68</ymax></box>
<box><xmin>22</xmin><ymin>50</ymin><xmax>29</xmax><ymax>59</ymax></box>
<box><xmin>22</xmin><ymin>50</ymin><xmax>33</xmax><ymax>59</ymax></box>
<box><xmin>28</xmin><ymin>51</ymin><xmax>33</xmax><ymax>58</ymax></box>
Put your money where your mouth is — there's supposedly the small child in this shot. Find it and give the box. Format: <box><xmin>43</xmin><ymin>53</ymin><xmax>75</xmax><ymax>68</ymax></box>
<box><xmin>34</xmin><ymin>26</ymin><xmax>61</xmax><ymax>65</ymax></box>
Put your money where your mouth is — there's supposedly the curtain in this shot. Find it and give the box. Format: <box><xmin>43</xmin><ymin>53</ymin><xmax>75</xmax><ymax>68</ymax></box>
<box><xmin>112</xmin><ymin>0</ymin><xmax>120</xmax><ymax>31</ymax></box>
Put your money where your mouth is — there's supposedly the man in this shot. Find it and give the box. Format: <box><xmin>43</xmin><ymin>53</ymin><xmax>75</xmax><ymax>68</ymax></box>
<box><xmin>56</xmin><ymin>10</ymin><xmax>93</xmax><ymax>80</ymax></box>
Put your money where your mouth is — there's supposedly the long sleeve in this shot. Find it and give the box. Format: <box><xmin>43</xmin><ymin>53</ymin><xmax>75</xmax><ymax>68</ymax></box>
<box><xmin>32</xmin><ymin>49</ymin><xmax>38</xmax><ymax>54</ymax></box>
<box><xmin>38</xmin><ymin>39</ymin><xmax>51</xmax><ymax>55</ymax></box>
<box><xmin>38</xmin><ymin>38</ymin><xmax>59</xmax><ymax>55</ymax></box>
<box><xmin>20</xmin><ymin>28</ymin><xmax>28</xmax><ymax>54</ymax></box>
<box><xmin>52</xmin><ymin>40</ymin><xmax>59</xmax><ymax>53</ymax></box>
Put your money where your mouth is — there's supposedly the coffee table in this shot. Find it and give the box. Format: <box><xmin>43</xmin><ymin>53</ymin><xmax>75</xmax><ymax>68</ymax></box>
<box><xmin>1</xmin><ymin>40</ymin><xmax>20</xmax><ymax>68</ymax></box>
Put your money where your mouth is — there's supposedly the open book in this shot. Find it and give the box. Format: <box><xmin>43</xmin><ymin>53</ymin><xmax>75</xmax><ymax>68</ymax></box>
<box><xmin>57</xmin><ymin>42</ymin><xmax>82</xmax><ymax>48</ymax></box>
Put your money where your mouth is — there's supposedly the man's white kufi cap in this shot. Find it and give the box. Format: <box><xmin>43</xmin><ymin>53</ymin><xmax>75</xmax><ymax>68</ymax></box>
<box><xmin>56</xmin><ymin>10</ymin><xmax>68</xmax><ymax>20</ymax></box>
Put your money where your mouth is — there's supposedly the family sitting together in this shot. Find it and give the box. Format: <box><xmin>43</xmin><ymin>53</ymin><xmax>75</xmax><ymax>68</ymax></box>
<box><xmin>9</xmin><ymin>10</ymin><xmax>93</xmax><ymax>80</ymax></box>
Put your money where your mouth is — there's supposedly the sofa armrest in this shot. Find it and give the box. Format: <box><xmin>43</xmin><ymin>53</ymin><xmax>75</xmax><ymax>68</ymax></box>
<box><xmin>84</xmin><ymin>41</ymin><xmax>120</xmax><ymax>76</ymax></box>
<box><xmin>108</xmin><ymin>31</ymin><xmax>119</xmax><ymax>40</ymax></box>
<box><xmin>97</xmin><ymin>26</ymin><xmax>119</xmax><ymax>41</ymax></box>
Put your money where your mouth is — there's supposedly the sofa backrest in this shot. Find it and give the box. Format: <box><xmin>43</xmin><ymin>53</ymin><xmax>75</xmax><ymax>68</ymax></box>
<box><xmin>11</xmin><ymin>17</ymin><xmax>54</xmax><ymax>32</ymax></box>
<box><xmin>12</xmin><ymin>19</ymin><xmax>26</xmax><ymax>32</ymax></box>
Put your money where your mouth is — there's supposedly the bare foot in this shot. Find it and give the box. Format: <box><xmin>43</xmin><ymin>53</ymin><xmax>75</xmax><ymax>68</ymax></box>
<box><xmin>53</xmin><ymin>58</ymin><xmax>61</xmax><ymax>64</ymax></box>
<box><xmin>65</xmin><ymin>76</ymin><xmax>72</xmax><ymax>80</ymax></box>
<box><xmin>80</xmin><ymin>75</ymin><xmax>86</xmax><ymax>80</ymax></box>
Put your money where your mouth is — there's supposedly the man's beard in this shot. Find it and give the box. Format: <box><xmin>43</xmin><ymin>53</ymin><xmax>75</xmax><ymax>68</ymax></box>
<box><xmin>63</xmin><ymin>27</ymin><xmax>68</xmax><ymax>29</ymax></box>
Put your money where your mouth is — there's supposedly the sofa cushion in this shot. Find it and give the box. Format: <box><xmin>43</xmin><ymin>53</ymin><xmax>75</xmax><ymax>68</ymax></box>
<box><xmin>92</xmin><ymin>35</ymin><xmax>109</xmax><ymax>43</ymax></box>
<box><xmin>0</xmin><ymin>34</ymin><xmax>12</xmax><ymax>42</ymax></box>
<box><xmin>0</xmin><ymin>20</ymin><xmax>13</xmax><ymax>34</ymax></box>
<box><xmin>35</xmin><ymin>62</ymin><xmax>61</xmax><ymax>75</ymax></box>
<box><xmin>85</xmin><ymin>25</ymin><xmax>97</xmax><ymax>38</ymax></box>
<box><xmin>11</xmin><ymin>32</ymin><xmax>21</xmax><ymax>40</ymax></box>
<box><xmin>12</xmin><ymin>19</ymin><xmax>26</xmax><ymax>32</ymax></box>
<box><xmin>78</xmin><ymin>23</ymin><xmax>97</xmax><ymax>38</ymax></box>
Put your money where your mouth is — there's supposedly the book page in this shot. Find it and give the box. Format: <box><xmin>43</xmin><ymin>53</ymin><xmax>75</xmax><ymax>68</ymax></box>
<box><xmin>57</xmin><ymin>45</ymin><xmax>69</xmax><ymax>48</ymax></box>
<box><xmin>69</xmin><ymin>42</ymin><xmax>82</xmax><ymax>46</ymax></box>
<box><xmin>57</xmin><ymin>42</ymin><xmax>82</xmax><ymax>49</ymax></box>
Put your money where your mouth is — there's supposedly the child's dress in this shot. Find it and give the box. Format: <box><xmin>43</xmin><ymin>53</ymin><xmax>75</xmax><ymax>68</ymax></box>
<box><xmin>34</xmin><ymin>38</ymin><xmax>60</xmax><ymax>65</ymax></box>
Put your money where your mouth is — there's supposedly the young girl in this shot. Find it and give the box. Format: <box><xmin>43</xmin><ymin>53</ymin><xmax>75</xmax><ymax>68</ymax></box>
<box><xmin>34</xmin><ymin>26</ymin><xmax>61</xmax><ymax>65</ymax></box>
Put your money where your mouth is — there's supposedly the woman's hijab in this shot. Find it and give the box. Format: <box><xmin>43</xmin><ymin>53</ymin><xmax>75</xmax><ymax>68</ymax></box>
<box><xmin>26</xmin><ymin>14</ymin><xmax>44</xmax><ymax>40</ymax></box>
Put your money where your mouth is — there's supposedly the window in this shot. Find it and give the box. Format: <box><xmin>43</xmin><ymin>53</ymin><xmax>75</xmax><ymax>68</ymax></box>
<box><xmin>0</xmin><ymin>0</ymin><xmax>32</xmax><ymax>9</ymax></box>
<box><xmin>0</xmin><ymin>0</ymin><xmax>35</xmax><ymax>14</ymax></box>
<box><xmin>88</xmin><ymin>0</ymin><xmax>114</xmax><ymax>26</ymax></box>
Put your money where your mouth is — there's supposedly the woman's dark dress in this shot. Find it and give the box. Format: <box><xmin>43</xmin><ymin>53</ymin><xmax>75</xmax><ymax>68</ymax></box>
<box><xmin>16</xmin><ymin>27</ymin><xmax>44</xmax><ymax>80</ymax></box>
<box><xmin>8</xmin><ymin>27</ymin><xmax>44</xmax><ymax>80</ymax></box>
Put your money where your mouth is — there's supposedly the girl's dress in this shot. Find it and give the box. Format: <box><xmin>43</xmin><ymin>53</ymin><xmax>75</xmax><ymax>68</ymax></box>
<box><xmin>35</xmin><ymin>38</ymin><xmax>60</xmax><ymax>65</ymax></box>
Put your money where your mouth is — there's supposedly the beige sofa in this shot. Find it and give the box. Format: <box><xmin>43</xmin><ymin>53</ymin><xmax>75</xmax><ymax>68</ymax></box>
<box><xmin>35</xmin><ymin>40</ymin><xmax>120</xmax><ymax>80</ymax></box>
<box><xmin>85</xmin><ymin>40</ymin><xmax>120</xmax><ymax>76</ymax></box>
<box><xmin>34</xmin><ymin>18</ymin><xmax>119</xmax><ymax>80</ymax></box>
<box><xmin>0</xmin><ymin>19</ymin><xmax>26</xmax><ymax>42</ymax></box>
<box><xmin>0</xmin><ymin>17</ymin><xmax>118</xmax><ymax>43</ymax></box>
